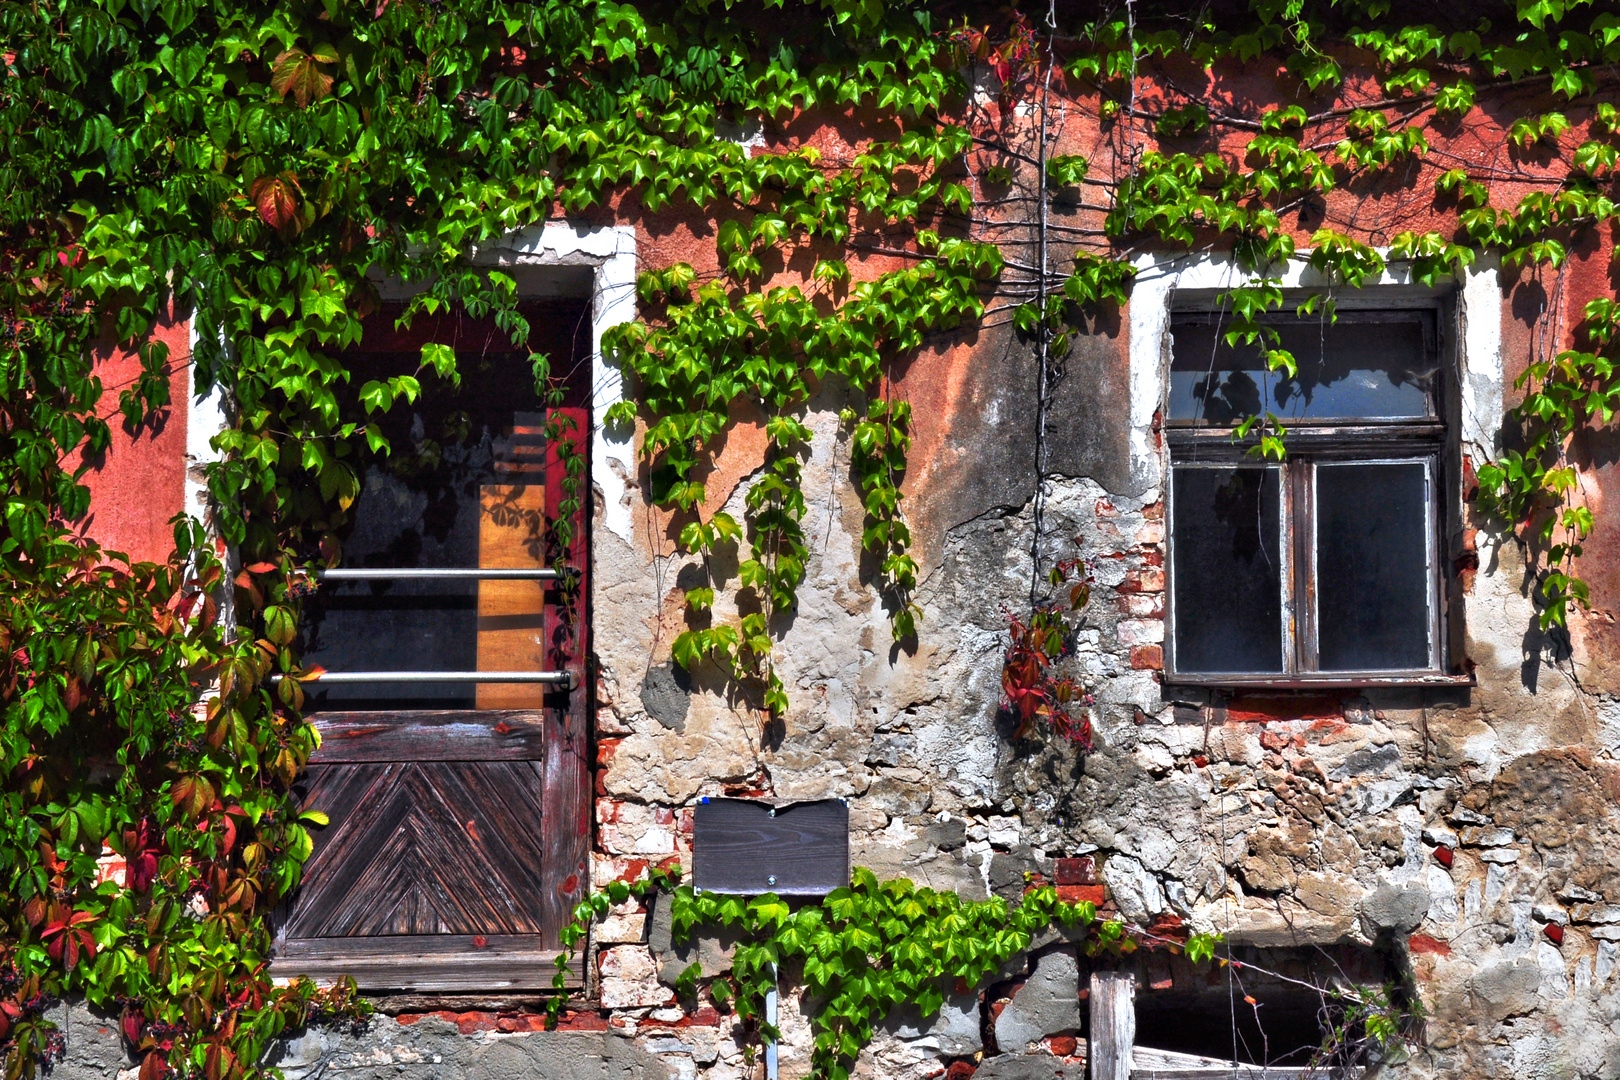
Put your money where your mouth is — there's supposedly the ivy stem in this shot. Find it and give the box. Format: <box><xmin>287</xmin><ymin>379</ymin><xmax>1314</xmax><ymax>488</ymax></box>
<box><xmin>1030</xmin><ymin>0</ymin><xmax>1057</xmax><ymax>608</ymax></box>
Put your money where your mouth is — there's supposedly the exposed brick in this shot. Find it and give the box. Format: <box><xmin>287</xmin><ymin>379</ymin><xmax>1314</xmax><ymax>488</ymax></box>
<box><xmin>1408</xmin><ymin>934</ymin><xmax>1452</xmax><ymax>957</ymax></box>
<box><xmin>1118</xmin><ymin>569</ymin><xmax>1164</xmax><ymax>594</ymax></box>
<box><xmin>1258</xmin><ymin>729</ymin><xmax>1291</xmax><ymax>752</ymax></box>
<box><xmin>1045</xmin><ymin>1035</ymin><xmax>1078</xmax><ymax>1056</ymax></box>
<box><xmin>944</xmin><ymin>1061</ymin><xmax>978</xmax><ymax>1080</ymax></box>
<box><xmin>1054</xmin><ymin>857</ymin><xmax>1096</xmax><ymax>885</ymax></box>
<box><xmin>1116</xmin><ymin>592</ymin><xmax>1164</xmax><ymax>618</ymax></box>
<box><xmin>1136</xmin><ymin>547</ymin><xmax>1164</xmax><ymax>567</ymax></box>
<box><xmin>1142</xmin><ymin>500</ymin><xmax>1165</xmax><ymax>521</ymax></box>
<box><xmin>1095</xmin><ymin>498</ymin><xmax>1120</xmax><ymax>517</ymax></box>
<box><xmin>552</xmin><ymin>1010</ymin><xmax>610</xmax><ymax>1031</ymax></box>
<box><xmin>1226</xmin><ymin>696</ymin><xmax>1340</xmax><ymax>723</ymax></box>
<box><xmin>455</xmin><ymin>1012</ymin><xmax>500</xmax><ymax>1034</ymax></box>
<box><xmin>1057</xmin><ymin>884</ymin><xmax>1106</xmax><ymax>905</ymax></box>
<box><xmin>1116</xmin><ymin>618</ymin><xmax>1164</xmax><ymax>646</ymax></box>
<box><xmin>1129</xmin><ymin>645</ymin><xmax>1163</xmax><ymax>670</ymax></box>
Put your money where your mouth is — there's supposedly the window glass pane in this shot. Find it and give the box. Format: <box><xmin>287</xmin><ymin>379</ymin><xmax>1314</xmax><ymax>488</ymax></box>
<box><xmin>1168</xmin><ymin>313</ymin><xmax>1435</xmax><ymax>422</ymax></box>
<box><xmin>1171</xmin><ymin>467</ymin><xmax>1283</xmax><ymax>674</ymax></box>
<box><xmin>302</xmin><ymin>300</ymin><xmax>585</xmax><ymax>711</ymax></box>
<box><xmin>1315</xmin><ymin>462</ymin><xmax>1431</xmax><ymax>671</ymax></box>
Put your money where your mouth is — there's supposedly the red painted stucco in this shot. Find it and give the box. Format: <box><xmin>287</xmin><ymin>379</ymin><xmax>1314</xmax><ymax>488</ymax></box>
<box><xmin>75</xmin><ymin>311</ymin><xmax>190</xmax><ymax>564</ymax></box>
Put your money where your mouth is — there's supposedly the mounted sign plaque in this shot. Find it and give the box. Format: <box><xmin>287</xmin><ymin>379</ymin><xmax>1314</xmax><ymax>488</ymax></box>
<box><xmin>692</xmin><ymin>797</ymin><xmax>849</xmax><ymax>896</ymax></box>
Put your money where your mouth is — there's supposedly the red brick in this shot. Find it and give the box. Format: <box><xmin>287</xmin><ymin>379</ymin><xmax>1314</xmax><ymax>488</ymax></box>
<box><xmin>1129</xmin><ymin>645</ymin><xmax>1163</xmax><ymax>670</ymax></box>
<box><xmin>944</xmin><ymin>1061</ymin><xmax>977</xmax><ymax>1080</ymax></box>
<box><xmin>1118</xmin><ymin>569</ymin><xmax>1165</xmax><ymax>594</ymax></box>
<box><xmin>1136</xmin><ymin>547</ymin><xmax>1164</xmax><ymax>567</ymax></box>
<box><xmin>1057</xmin><ymin>884</ymin><xmax>1106</xmax><ymax>905</ymax></box>
<box><xmin>1045</xmin><ymin>1035</ymin><xmax>1078</xmax><ymax>1056</ymax></box>
<box><xmin>1544</xmin><ymin>923</ymin><xmax>1565</xmax><ymax>946</ymax></box>
<box><xmin>1142</xmin><ymin>501</ymin><xmax>1164</xmax><ymax>521</ymax></box>
<box><xmin>1226</xmin><ymin>696</ymin><xmax>1340</xmax><ymax>722</ymax></box>
<box><xmin>455</xmin><ymin>1012</ymin><xmax>500</xmax><ymax>1034</ymax></box>
<box><xmin>1408</xmin><ymin>933</ymin><xmax>1452</xmax><ymax>957</ymax></box>
<box><xmin>1054</xmin><ymin>857</ymin><xmax>1097</xmax><ymax>885</ymax></box>
<box><xmin>1258</xmin><ymin>729</ymin><xmax>1291</xmax><ymax>752</ymax></box>
<box><xmin>552</xmin><ymin>1010</ymin><xmax>610</xmax><ymax>1031</ymax></box>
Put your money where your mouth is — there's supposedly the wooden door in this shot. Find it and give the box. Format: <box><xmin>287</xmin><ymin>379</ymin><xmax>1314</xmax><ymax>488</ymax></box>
<box><xmin>272</xmin><ymin>711</ymin><xmax>585</xmax><ymax>991</ymax></box>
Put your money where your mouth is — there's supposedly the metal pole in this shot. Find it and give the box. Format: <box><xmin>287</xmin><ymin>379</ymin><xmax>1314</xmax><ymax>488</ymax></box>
<box><xmin>316</xmin><ymin>568</ymin><xmax>564</xmax><ymax>581</ymax></box>
<box><xmin>269</xmin><ymin>670</ymin><xmax>572</xmax><ymax>685</ymax></box>
<box><xmin>765</xmin><ymin>961</ymin><xmax>779</xmax><ymax>1080</ymax></box>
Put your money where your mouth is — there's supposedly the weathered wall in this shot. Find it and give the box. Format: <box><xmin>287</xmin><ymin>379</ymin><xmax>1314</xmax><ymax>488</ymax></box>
<box><xmin>63</xmin><ymin>58</ymin><xmax>1620</xmax><ymax>1080</ymax></box>
<box><xmin>76</xmin><ymin>311</ymin><xmax>191</xmax><ymax>563</ymax></box>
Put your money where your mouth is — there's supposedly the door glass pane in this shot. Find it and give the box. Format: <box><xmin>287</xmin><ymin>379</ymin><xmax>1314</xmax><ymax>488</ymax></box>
<box><xmin>301</xmin><ymin>301</ymin><xmax>585</xmax><ymax>711</ymax></box>
<box><xmin>1315</xmin><ymin>462</ymin><xmax>1431</xmax><ymax>671</ymax></box>
<box><xmin>301</xmin><ymin>358</ymin><xmax>545</xmax><ymax>710</ymax></box>
<box><xmin>1171</xmin><ymin>467</ymin><xmax>1283</xmax><ymax>674</ymax></box>
<box><xmin>1169</xmin><ymin>313</ymin><xmax>1435</xmax><ymax>422</ymax></box>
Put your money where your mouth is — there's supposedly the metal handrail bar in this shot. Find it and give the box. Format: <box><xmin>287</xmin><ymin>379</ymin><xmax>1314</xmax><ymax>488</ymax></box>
<box><xmin>316</xmin><ymin>568</ymin><xmax>566</xmax><ymax>581</ymax></box>
<box><xmin>271</xmin><ymin>671</ymin><xmax>572</xmax><ymax>685</ymax></box>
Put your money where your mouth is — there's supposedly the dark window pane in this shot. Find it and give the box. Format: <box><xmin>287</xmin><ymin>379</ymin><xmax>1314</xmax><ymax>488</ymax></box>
<box><xmin>302</xmin><ymin>302</ymin><xmax>584</xmax><ymax>711</ymax></box>
<box><xmin>1169</xmin><ymin>313</ymin><xmax>1435</xmax><ymax>422</ymax></box>
<box><xmin>1171</xmin><ymin>467</ymin><xmax>1283</xmax><ymax>674</ymax></box>
<box><xmin>1316</xmin><ymin>462</ymin><xmax>1431</xmax><ymax>671</ymax></box>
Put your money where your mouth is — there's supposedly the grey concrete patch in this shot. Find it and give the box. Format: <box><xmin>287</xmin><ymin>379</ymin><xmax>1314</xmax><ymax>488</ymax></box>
<box><xmin>640</xmin><ymin>663</ymin><xmax>690</xmax><ymax>732</ymax></box>
<box><xmin>993</xmin><ymin>950</ymin><xmax>1081</xmax><ymax>1052</ymax></box>
<box><xmin>884</xmin><ymin>989</ymin><xmax>983</xmax><ymax>1057</ymax></box>
<box><xmin>973</xmin><ymin>1052</ymin><xmax>1086</xmax><ymax>1080</ymax></box>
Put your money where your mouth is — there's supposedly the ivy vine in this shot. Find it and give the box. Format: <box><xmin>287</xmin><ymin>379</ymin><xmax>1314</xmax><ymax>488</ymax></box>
<box><xmin>4</xmin><ymin>0</ymin><xmax>1620</xmax><ymax>1077</ymax></box>
<box><xmin>552</xmin><ymin>865</ymin><xmax>1220</xmax><ymax>1080</ymax></box>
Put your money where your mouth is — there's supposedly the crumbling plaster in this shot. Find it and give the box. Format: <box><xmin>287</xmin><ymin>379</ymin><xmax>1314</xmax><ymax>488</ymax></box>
<box><xmin>580</xmin><ymin>246</ymin><xmax>1620</xmax><ymax>1080</ymax></box>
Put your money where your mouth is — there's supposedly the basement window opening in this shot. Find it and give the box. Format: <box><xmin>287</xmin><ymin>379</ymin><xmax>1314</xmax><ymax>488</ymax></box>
<box><xmin>1104</xmin><ymin>943</ymin><xmax>1398</xmax><ymax>1074</ymax></box>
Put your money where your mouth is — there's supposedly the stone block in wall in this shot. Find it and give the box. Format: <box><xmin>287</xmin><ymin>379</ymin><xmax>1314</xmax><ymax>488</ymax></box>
<box><xmin>974</xmin><ymin>1052</ymin><xmax>1086</xmax><ymax>1079</ymax></box>
<box><xmin>1359</xmin><ymin>879</ymin><xmax>1431</xmax><ymax>937</ymax></box>
<box><xmin>599</xmin><ymin>945</ymin><xmax>675</xmax><ymax>1009</ymax></box>
<box><xmin>884</xmin><ymin>986</ymin><xmax>984</xmax><ymax>1056</ymax></box>
<box><xmin>993</xmin><ymin>950</ymin><xmax>1081</xmax><ymax>1053</ymax></box>
<box><xmin>648</xmin><ymin>892</ymin><xmax>736</xmax><ymax>986</ymax></box>
<box><xmin>1102</xmin><ymin>854</ymin><xmax>1164</xmax><ymax>924</ymax></box>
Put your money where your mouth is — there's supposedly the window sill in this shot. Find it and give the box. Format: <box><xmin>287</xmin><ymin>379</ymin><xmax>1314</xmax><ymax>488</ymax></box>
<box><xmin>1163</xmin><ymin>671</ymin><xmax>1475</xmax><ymax>690</ymax></box>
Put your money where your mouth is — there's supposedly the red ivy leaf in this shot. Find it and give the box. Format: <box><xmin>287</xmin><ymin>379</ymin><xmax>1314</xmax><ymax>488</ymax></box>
<box><xmin>251</xmin><ymin>174</ymin><xmax>302</xmax><ymax>233</ymax></box>
<box><xmin>270</xmin><ymin>47</ymin><xmax>336</xmax><ymax>107</ymax></box>
<box><xmin>139</xmin><ymin>1049</ymin><xmax>169</xmax><ymax>1080</ymax></box>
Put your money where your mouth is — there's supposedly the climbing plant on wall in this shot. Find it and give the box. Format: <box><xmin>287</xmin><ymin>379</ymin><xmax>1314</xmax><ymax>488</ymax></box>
<box><xmin>3</xmin><ymin>0</ymin><xmax>1620</xmax><ymax>1077</ymax></box>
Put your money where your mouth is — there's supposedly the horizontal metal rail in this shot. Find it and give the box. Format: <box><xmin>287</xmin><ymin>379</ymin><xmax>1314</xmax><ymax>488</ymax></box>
<box><xmin>316</xmin><ymin>568</ymin><xmax>566</xmax><ymax>581</ymax></box>
<box><xmin>272</xmin><ymin>671</ymin><xmax>573</xmax><ymax>685</ymax></box>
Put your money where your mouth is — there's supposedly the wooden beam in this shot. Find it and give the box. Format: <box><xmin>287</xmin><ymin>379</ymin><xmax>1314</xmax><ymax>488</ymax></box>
<box><xmin>1090</xmin><ymin>970</ymin><xmax>1135</xmax><ymax>1080</ymax></box>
